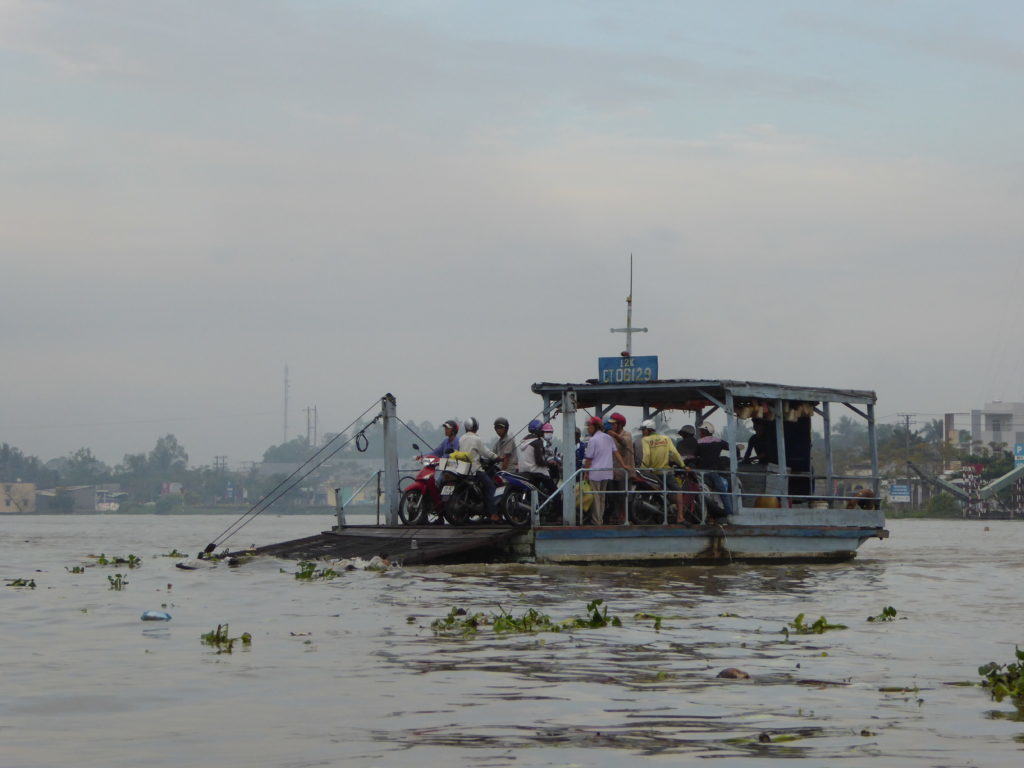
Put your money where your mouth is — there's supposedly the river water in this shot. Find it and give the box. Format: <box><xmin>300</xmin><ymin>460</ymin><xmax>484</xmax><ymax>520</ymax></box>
<box><xmin>1</xmin><ymin>515</ymin><xmax>1021</xmax><ymax>767</ymax></box>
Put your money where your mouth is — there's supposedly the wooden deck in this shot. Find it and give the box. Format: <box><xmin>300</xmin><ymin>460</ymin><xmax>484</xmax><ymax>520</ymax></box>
<box><xmin>238</xmin><ymin>525</ymin><xmax>520</xmax><ymax>565</ymax></box>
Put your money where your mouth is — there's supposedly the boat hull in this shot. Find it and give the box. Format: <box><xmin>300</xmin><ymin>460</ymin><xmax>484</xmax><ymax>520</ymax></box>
<box><xmin>531</xmin><ymin>525</ymin><xmax>888</xmax><ymax>565</ymax></box>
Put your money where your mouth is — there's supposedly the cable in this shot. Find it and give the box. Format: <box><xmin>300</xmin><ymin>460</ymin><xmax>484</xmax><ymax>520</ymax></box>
<box><xmin>202</xmin><ymin>398</ymin><xmax>381</xmax><ymax>553</ymax></box>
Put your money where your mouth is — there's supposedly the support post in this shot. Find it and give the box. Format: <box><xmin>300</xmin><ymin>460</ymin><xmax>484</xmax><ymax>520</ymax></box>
<box><xmin>822</xmin><ymin>402</ymin><xmax>834</xmax><ymax>505</ymax></box>
<box><xmin>725</xmin><ymin>391</ymin><xmax>740</xmax><ymax>515</ymax></box>
<box><xmin>867</xmin><ymin>402</ymin><xmax>879</xmax><ymax>496</ymax></box>
<box><xmin>561</xmin><ymin>389</ymin><xmax>577</xmax><ymax>527</ymax></box>
<box><xmin>774</xmin><ymin>399</ymin><xmax>788</xmax><ymax>504</ymax></box>
<box><xmin>381</xmin><ymin>394</ymin><xmax>399</xmax><ymax>526</ymax></box>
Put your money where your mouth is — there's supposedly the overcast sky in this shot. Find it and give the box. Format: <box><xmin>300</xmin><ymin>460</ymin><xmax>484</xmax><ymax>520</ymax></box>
<box><xmin>3</xmin><ymin>0</ymin><xmax>1024</xmax><ymax>466</ymax></box>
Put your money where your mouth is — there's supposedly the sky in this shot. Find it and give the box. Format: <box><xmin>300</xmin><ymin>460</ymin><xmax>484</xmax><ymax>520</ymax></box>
<box><xmin>3</xmin><ymin>0</ymin><xmax>1024</xmax><ymax>467</ymax></box>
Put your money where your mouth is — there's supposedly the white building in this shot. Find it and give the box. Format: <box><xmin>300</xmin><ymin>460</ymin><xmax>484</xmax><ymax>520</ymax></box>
<box><xmin>971</xmin><ymin>401</ymin><xmax>1024</xmax><ymax>451</ymax></box>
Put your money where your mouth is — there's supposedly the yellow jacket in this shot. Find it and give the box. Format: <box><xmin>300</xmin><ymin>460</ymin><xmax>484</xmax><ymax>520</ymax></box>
<box><xmin>641</xmin><ymin>434</ymin><xmax>684</xmax><ymax>469</ymax></box>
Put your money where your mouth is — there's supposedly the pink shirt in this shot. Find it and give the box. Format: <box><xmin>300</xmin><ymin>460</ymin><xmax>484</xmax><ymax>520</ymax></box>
<box><xmin>584</xmin><ymin>431</ymin><xmax>616</xmax><ymax>482</ymax></box>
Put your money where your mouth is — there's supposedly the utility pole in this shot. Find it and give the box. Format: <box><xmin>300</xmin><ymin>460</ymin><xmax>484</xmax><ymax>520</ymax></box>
<box><xmin>898</xmin><ymin>413</ymin><xmax>916</xmax><ymax>507</ymax></box>
<box><xmin>610</xmin><ymin>254</ymin><xmax>648</xmax><ymax>356</ymax></box>
<box><xmin>283</xmin><ymin>364</ymin><xmax>290</xmax><ymax>444</ymax></box>
<box><xmin>213</xmin><ymin>455</ymin><xmax>227</xmax><ymax>473</ymax></box>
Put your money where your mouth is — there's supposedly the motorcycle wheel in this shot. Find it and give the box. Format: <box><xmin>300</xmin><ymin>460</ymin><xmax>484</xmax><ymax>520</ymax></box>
<box><xmin>502</xmin><ymin>488</ymin><xmax>533</xmax><ymax>528</ymax></box>
<box><xmin>443</xmin><ymin>484</ymin><xmax>474</xmax><ymax>525</ymax></box>
<box><xmin>398</xmin><ymin>488</ymin><xmax>427</xmax><ymax>525</ymax></box>
<box><xmin>629</xmin><ymin>492</ymin><xmax>666</xmax><ymax>525</ymax></box>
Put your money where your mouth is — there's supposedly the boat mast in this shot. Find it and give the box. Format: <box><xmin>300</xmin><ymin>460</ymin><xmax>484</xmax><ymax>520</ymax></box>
<box><xmin>610</xmin><ymin>254</ymin><xmax>647</xmax><ymax>356</ymax></box>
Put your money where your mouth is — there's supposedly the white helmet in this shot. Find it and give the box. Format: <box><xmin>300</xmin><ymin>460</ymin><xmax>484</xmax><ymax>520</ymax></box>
<box><xmin>640</xmin><ymin>419</ymin><xmax>656</xmax><ymax>431</ymax></box>
<box><xmin>700</xmin><ymin>422</ymin><xmax>715</xmax><ymax>436</ymax></box>
<box><xmin>463</xmin><ymin>417</ymin><xmax>479</xmax><ymax>433</ymax></box>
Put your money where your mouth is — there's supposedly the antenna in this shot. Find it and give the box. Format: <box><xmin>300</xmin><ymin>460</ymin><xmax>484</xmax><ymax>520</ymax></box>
<box><xmin>610</xmin><ymin>253</ymin><xmax>648</xmax><ymax>356</ymax></box>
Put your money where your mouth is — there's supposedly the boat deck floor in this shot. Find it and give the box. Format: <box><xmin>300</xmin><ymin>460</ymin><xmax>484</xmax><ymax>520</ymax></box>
<box><xmin>237</xmin><ymin>525</ymin><xmax>519</xmax><ymax>565</ymax></box>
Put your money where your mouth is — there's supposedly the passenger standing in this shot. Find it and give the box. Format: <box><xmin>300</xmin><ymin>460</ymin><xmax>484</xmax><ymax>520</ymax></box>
<box><xmin>583</xmin><ymin>417</ymin><xmax>620</xmax><ymax>525</ymax></box>
<box><xmin>606</xmin><ymin>412</ymin><xmax>635</xmax><ymax>524</ymax></box>
<box><xmin>491</xmin><ymin>417</ymin><xmax>517</xmax><ymax>471</ymax></box>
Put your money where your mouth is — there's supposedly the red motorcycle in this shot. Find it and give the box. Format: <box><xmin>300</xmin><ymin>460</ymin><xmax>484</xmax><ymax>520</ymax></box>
<box><xmin>399</xmin><ymin>454</ymin><xmax>445</xmax><ymax>525</ymax></box>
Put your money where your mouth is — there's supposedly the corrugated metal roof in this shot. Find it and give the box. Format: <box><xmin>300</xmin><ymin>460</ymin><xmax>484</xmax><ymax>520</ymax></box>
<box><xmin>531</xmin><ymin>378</ymin><xmax>876</xmax><ymax>408</ymax></box>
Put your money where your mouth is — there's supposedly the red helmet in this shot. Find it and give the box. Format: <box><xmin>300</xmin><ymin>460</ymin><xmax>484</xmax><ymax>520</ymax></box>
<box><xmin>586</xmin><ymin>416</ymin><xmax>604</xmax><ymax>428</ymax></box>
<box><xmin>609</xmin><ymin>412</ymin><xmax>626</xmax><ymax>425</ymax></box>
<box><xmin>542</xmin><ymin>422</ymin><xmax>554</xmax><ymax>433</ymax></box>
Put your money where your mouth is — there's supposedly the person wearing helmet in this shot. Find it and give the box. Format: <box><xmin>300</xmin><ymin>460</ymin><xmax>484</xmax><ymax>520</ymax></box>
<box><xmin>583</xmin><ymin>416</ymin><xmax>621</xmax><ymax>525</ymax></box>
<box><xmin>696</xmin><ymin>421</ymin><xmax>733</xmax><ymax>515</ymax></box>
<box><xmin>639</xmin><ymin>419</ymin><xmax>687</xmax><ymax>521</ymax></box>
<box><xmin>426</xmin><ymin>419</ymin><xmax>460</xmax><ymax>458</ymax></box>
<box><xmin>517</xmin><ymin>419</ymin><xmax>556</xmax><ymax>497</ymax></box>
<box><xmin>459</xmin><ymin>417</ymin><xmax>499</xmax><ymax>520</ymax></box>
<box><xmin>606</xmin><ymin>412</ymin><xmax>635</xmax><ymax>524</ymax></box>
<box><xmin>491</xmin><ymin>417</ymin><xmax>517</xmax><ymax>471</ymax></box>
<box><xmin>539</xmin><ymin>422</ymin><xmax>562</xmax><ymax>480</ymax></box>
<box><xmin>676</xmin><ymin>424</ymin><xmax>698</xmax><ymax>460</ymax></box>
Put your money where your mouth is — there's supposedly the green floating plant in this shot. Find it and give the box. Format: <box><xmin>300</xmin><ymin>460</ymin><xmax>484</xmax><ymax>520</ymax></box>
<box><xmin>431</xmin><ymin>600</ymin><xmax>622</xmax><ymax>637</ymax></box>
<box><xmin>782</xmin><ymin>613</ymin><xmax>847</xmax><ymax>638</ymax></box>
<box><xmin>5</xmin><ymin>578</ymin><xmax>36</xmax><ymax>589</ymax></box>
<box><xmin>867</xmin><ymin>606</ymin><xmax>898</xmax><ymax>622</ymax></box>
<box><xmin>979</xmin><ymin>647</ymin><xmax>1024</xmax><ymax>705</ymax></box>
<box><xmin>107</xmin><ymin>573</ymin><xmax>128</xmax><ymax>590</ymax></box>
<box><xmin>292</xmin><ymin>561</ymin><xmax>340</xmax><ymax>581</ymax></box>
<box><xmin>160</xmin><ymin>549</ymin><xmax>188</xmax><ymax>558</ymax></box>
<box><xmin>200</xmin><ymin>624</ymin><xmax>252</xmax><ymax>654</ymax></box>
<box><xmin>94</xmin><ymin>553</ymin><xmax>142</xmax><ymax>568</ymax></box>
<box><xmin>65</xmin><ymin>566</ymin><xmax>85</xmax><ymax>574</ymax></box>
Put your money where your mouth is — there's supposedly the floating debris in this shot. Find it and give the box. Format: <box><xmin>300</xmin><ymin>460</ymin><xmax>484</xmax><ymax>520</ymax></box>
<box><xmin>160</xmin><ymin>549</ymin><xmax>188</xmax><ymax>558</ymax></box>
<box><xmin>65</xmin><ymin>566</ymin><xmax>85</xmax><ymax>574</ymax></box>
<box><xmin>141</xmin><ymin>610</ymin><xmax>172</xmax><ymax>621</ymax></box>
<box><xmin>5</xmin><ymin>578</ymin><xmax>36</xmax><ymax>589</ymax></box>
<box><xmin>717</xmin><ymin>668</ymin><xmax>751</xmax><ymax>679</ymax></box>
<box><xmin>634</xmin><ymin>612</ymin><xmax>663</xmax><ymax>630</ymax></box>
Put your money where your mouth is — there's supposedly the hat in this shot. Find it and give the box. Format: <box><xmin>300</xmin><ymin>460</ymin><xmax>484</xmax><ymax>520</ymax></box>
<box><xmin>609</xmin><ymin>412</ymin><xmax>627</xmax><ymax>425</ymax></box>
<box><xmin>699</xmin><ymin>422</ymin><xmax>715</xmax><ymax>436</ymax></box>
<box><xmin>678</xmin><ymin>425</ymin><xmax>696</xmax><ymax>436</ymax></box>
<box><xmin>640</xmin><ymin>419</ymin><xmax>656</xmax><ymax>431</ymax></box>
<box><xmin>586</xmin><ymin>416</ymin><xmax>604</xmax><ymax>428</ymax></box>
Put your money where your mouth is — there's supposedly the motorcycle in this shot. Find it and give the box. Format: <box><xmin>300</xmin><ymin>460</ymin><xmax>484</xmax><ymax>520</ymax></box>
<box><xmin>498</xmin><ymin>458</ymin><xmax>561</xmax><ymax>528</ymax></box>
<box><xmin>398</xmin><ymin>450</ymin><xmax>445</xmax><ymax>525</ymax></box>
<box><xmin>629</xmin><ymin>466</ymin><xmax>724</xmax><ymax>525</ymax></box>
<box><xmin>439</xmin><ymin>457</ymin><xmax>503</xmax><ymax>525</ymax></box>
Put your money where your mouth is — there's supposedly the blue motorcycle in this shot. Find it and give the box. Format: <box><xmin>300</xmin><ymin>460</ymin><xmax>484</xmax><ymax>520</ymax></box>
<box><xmin>496</xmin><ymin>468</ymin><xmax>560</xmax><ymax>527</ymax></box>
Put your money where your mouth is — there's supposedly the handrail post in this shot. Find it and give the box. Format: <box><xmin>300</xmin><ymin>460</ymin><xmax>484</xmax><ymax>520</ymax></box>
<box><xmin>560</xmin><ymin>389</ymin><xmax>576</xmax><ymax>527</ymax></box>
<box><xmin>823</xmin><ymin>402</ymin><xmax>834</xmax><ymax>506</ymax></box>
<box><xmin>661</xmin><ymin>469</ymin><xmax>668</xmax><ymax>524</ymax></box>
<box><xmin>725</xmin><ymin>390</ymin><xmax>740</xmax><ymax>516</ymax></box>
<box><xmin>774</xmin><ymin>398</ymin><xmax>788</xmax><ymax>506</ymax></box>
<box><xmin>335</xmin><ymin>487</ymin><xmax>346</xmax><ymax>528</ymax></box>
<box><xmin>531</xmin><ymin>488</ymin><xmax>539</xmax><ymax>528</ymax></box>
<box><xmin>381</xmin><ymin>394</ymin><xmax>399</xmax><ymax>526</ymax></box>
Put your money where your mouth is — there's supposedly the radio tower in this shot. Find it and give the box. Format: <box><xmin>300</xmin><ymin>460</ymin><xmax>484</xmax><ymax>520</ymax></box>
<box><xmin>282</xmin><ymin>364</ymin><xmax>290</xmax><ymax>443</ymax></box>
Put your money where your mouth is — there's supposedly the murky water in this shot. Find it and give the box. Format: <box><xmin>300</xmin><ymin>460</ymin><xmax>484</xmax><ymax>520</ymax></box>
<box><xmin>1</xmin><ymin>515</ymin><xmax>1022</xmax><ymax>767</ymax></box>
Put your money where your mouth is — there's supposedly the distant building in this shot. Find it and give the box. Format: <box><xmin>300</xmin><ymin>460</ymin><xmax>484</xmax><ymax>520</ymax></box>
<box><xmin>1</xmin><ymin>482</ymin><xmax>36</xmax><ymax>513</ymax></box>
<box><xmin>36</xmin><ymin>484</ymin><xmax>124</xmax><ymax>513</ymax></box>
<box><xmin>970</xmin><ymin>401</ymin><xmax>1024</xmax><ymax>452</ymax></box>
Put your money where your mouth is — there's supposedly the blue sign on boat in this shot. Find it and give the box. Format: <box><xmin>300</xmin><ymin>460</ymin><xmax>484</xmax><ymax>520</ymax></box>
<box><xmin>598</xmin><ymin>356</ymin><xmax>658</xmax><ymax>384</ymax></box>
<box><xmin>1015</xmin><ymin>444</ymin><xmax>1024</xmax><ymax>468</ymax></box>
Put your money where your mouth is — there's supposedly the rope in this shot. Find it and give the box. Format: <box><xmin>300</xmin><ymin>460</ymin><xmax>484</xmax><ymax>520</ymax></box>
<box><xmin>203</xmin><ymin>398</ymin><xmax>381</xmax><ymax>553</ymax></box>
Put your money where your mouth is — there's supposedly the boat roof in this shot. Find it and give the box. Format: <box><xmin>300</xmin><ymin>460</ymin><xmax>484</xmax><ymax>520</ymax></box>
<box><xmin>532</xmin><ymin>378</ymin><xmax>877</xmax><ymax>408</ymax></box>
